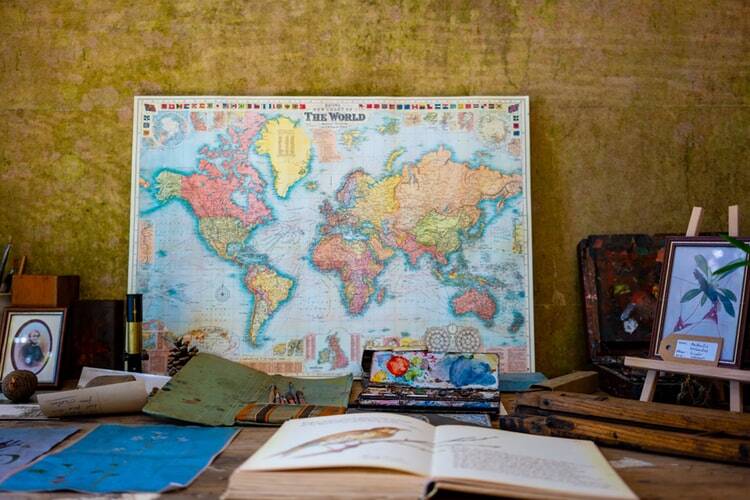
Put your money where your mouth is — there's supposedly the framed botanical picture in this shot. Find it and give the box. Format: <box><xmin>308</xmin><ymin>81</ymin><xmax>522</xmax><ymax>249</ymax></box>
<box><xmin>0</xmin><ymin>308</ymin><xmax>67</xmax><ymax>387</ymax></box>
<box><xmin>651</xmin><ymin>237</ymin><xmax>750</xmax><ymax>367</ymax></box>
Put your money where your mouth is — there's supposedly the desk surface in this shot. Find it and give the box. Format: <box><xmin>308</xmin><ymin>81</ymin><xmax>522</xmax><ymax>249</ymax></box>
<box><xmin>2</xmin><ymin>414</ymin><xmax>750</xmax><ymax>500</ymax></box>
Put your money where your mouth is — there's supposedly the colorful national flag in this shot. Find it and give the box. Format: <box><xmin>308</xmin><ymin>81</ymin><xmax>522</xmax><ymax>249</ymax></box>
<box><xmin>144</xmin><ymin>103</ymin><xmax>156</xmax><ymax>112</ymax></box>
<box><xmin>508</xmin><ymin>103</ymin><xmax>519</xmax><ymax>113</ymax></box>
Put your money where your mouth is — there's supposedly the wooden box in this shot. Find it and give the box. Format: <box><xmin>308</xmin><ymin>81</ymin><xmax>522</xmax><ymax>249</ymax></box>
<box><xmin>63</xmin><ymin>299</ymin><xmax>125</xmax><ymax>380</ymax></box>
<box><xmin>11</xmin><ymin>275</ymin><xmax>80</xmax><ymax>307</ymax></box>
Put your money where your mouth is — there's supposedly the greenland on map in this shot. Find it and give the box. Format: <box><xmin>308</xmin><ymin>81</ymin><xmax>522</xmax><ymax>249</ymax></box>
<box><xmin>128</xmin><ymin>96</ymin><xmax>533</xmax><ymax>376</ymax></box>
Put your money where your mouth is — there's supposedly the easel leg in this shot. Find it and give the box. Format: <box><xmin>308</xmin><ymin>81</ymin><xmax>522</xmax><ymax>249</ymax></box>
<box><xmin>729</xmin><ymin>380</ymin><xmax>743</xmax><ymax>413</ymax></box>
<box><xmin>640</xmin><ymin>369</ymin><xmax>658</xmax><ymax>402</ymax></box>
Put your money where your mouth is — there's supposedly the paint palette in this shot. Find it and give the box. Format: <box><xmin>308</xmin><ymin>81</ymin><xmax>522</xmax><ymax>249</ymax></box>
<box><xmin>358</xmin><ymin>350</ymin><xmax>500</xmax><ymax>413</ymax></box>
<box><xmin>369</xmin><ymin>351</ymin><xmax>500</xmax><ymax>389</ymax></box>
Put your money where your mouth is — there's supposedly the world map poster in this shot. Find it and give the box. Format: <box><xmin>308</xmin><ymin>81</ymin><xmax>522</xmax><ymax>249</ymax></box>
<box><xmin>128</xmin><ymin>97</ymin><xmax>533</xmax><ymax>376</ymax></box>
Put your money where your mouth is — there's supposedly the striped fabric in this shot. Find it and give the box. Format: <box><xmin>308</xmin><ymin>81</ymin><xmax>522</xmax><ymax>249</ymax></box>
<box><xmin>234</xmin><ymin>403</ymin><xmax>346</xmax><ymax>425</ymax></box>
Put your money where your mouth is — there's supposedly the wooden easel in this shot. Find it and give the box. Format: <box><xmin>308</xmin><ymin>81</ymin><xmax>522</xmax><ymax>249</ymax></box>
<box><xmin>624</xmin><ymin>206</ymin><xmax>750</xmax><ymax>412</ymax></box>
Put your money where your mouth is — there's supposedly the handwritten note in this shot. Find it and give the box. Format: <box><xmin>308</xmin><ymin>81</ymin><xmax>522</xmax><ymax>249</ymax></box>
<box><xmin>674</xmin><ymin>339</ymin><xmax>719</xmax><ymax>362</ymax></box>
<box><xmin>37</xmin><ymin>380</ymin><xmax>148</xmax><ymax>417</ymax></box>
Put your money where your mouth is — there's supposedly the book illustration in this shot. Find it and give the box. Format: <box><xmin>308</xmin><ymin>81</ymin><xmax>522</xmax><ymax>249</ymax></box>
<box><xmin>273</xmin><ymin>426</ymin><xmax>404</xmax><ymax>458</ymax></box>
<box><xmin>271</xmin><ymin>422</ymin><xmax>507</xmax><ymax>461</ymax></box>
<box><xmin>369</xmin><ymin>352</ymin><xmax>499</xmax><ymax>389</ymax></box>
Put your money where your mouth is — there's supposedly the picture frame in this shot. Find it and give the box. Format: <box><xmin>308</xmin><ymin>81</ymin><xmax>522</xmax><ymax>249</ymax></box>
<box><xmin>651</xmin><ymin>237</ymin><xmax>750</xmax><ymax>367</ymax></box>
<box><xmin>1</xmin><ymin>308</ymin><xmax>67</xmax><ymax>388</ymax></box>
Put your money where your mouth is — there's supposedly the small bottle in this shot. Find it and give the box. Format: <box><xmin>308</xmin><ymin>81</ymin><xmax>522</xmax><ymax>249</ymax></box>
<box><xmin>125</xmin><ymin>294</ymin><xmax>143</xmax><ymax>372</ymax></box>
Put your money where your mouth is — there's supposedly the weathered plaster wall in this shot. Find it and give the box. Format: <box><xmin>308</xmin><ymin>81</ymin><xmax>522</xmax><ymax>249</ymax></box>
<box><xmin>1</xmin><ymin>0</ymin><xmax>748</xmax><ymax>376</ymax></box>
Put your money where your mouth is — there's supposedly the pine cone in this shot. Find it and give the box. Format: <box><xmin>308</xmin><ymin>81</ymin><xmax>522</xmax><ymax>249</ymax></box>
<box><xmin>167</xmin><ymin>337</ymin><xmax>199</xmax><ymax>376</ymax></box>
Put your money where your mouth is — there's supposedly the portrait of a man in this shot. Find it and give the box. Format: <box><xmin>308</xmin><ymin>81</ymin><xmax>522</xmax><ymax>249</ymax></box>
<box><xmin>1</xmin><ymin>310</ymin><xmax>66</xmax><ymax>387</ymax></box>
<box><xmin>20</xmin><ymin>329</ymin><xmax>45</xmax><ymax>369</ymax></box>
<box><xmin>10</xmin><ymin>321</ymin><xmax>51</xmax><ymax>374</ymax></box>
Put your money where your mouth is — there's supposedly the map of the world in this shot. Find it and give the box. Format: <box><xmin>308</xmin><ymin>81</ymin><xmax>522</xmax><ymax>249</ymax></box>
<box><xmin>128</xmin><ymin>97</ymin><xmax>533</xmax><ymax>375</ymax></box>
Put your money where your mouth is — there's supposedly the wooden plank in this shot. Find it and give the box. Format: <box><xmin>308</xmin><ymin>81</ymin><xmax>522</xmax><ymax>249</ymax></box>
<box><xmin>686</xmin><ymin>206</ymin><xmax>704</xmax><ymax>237</ymax></box>
<box><xmin>514</xmin><ymin>391</ymin><xmax>750</xmax><ymax>437</ymax></box>
<box><xmin>602</xmin><ymin>448</ymin><xmax>750</xmax><ymax>500</ymax></box>
<box><xmin>499</xmin><ymin>414</ymin><xmax>750</xmax><ymax>465</ymax></box>
<box><xmin>530</xmin><ymin>370</ymin><xmax>598</xmax><ymax>393</ymax></box>
<box><xmin>624</xmin><ymin>356</ymin><xmax>750</xmax><ymax>383</ymax></box>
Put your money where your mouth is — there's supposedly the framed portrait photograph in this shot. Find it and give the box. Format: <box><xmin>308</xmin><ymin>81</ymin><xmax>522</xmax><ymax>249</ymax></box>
<box><xmin>651</xmin><ymin>237</ymin><xmax>750</xmax><ymax>367</ymax></box>
<box><xmin>0</xmin><ymin>308</ymin><xmax>67</xmax><ymax>387</ymax></box>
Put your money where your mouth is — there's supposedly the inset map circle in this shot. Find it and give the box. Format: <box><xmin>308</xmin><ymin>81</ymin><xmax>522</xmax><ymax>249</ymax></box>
<box><xmin>455</xmin><ymin>327</ymin><xmax>482</xmax><ymax>352</ymax></box>
<box><xmin>425</xmin><ymin>327</ymin><xmax>451</xmax><ymax>352</ymax></box>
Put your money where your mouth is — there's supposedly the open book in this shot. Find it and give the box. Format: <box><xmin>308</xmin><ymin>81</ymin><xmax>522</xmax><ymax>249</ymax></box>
<box><xmin>224</xmin><ymin>413</ymin><xmax>637</xmax><ymax>499</ymax></box>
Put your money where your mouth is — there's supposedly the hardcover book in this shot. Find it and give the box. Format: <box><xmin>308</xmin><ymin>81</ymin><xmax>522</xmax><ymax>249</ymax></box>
<box><xmin>224</xmin><ymin>413</ymin><xmax>637</xmax><ymax>499</ymax></box>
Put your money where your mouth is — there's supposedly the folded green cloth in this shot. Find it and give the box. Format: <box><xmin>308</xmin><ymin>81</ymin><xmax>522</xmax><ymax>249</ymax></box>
<box><xmin>144</xmin><ymin>353</ymin><xmax>353</xmax><ymax>426</ymax></box>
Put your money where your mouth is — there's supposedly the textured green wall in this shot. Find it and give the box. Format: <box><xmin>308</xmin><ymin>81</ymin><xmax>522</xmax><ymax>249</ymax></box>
<box><xmin>1</xmin><ymin>0</ymin><xmax>748</xmax><ymax>376</ymax></box>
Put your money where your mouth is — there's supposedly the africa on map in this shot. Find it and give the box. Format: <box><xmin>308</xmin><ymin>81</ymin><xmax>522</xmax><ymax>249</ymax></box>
<box><xmin>128</xmin><ymin>97</ymin><xmax>533</xmax><ymax>375</ymax></box>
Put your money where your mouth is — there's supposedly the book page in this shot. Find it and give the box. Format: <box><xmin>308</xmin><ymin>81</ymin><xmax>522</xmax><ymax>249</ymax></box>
<box><xmin>241</xmin><ymin>413</ymin><xmax>435</xmax><ymax>477</ymax></box>
<box><xmin>431</xmin><ymin>426</ymin><xmax>637</xmax><ymax>499</ymax></box>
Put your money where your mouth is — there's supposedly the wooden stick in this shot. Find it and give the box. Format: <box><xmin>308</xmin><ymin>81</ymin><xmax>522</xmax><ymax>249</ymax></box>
<box><xmin>514</xmin><ymin>391</ymin><xmax>750</xmax><ymax>437</ymax></box>
<box><xmin>499</xmin><ymin>414</ymin><xmax>750</xmax><ymax>465</ymax></box>
<box><xmin>625</xmin><ymin>356</ymin><xmax>750</xmax><ymax>383</ymax></box>
<box><xmin>730</xmin><ymin>381</ymin><xmax>743</xmax><ymax>413</ymax></box>
<box><xmin>686</xmin><ymin>206</ymin><xmax>704</xmax><ymax>237</ymax></box>
<box><xmin>640</xmin><ymin>369</ymin><xmax>658</xmax><ymax>402</ymax></box>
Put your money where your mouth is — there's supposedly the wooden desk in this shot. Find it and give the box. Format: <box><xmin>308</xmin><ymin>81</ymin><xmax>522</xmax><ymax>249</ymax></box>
<box><xmin>3</xmin><ymin>414</ymin><xmax>750</xmax><ymax>499</ymax></box>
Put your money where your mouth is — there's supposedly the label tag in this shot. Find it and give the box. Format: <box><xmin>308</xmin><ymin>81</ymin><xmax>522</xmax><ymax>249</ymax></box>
<box><xmin>659</xmin><ymin>334</ymin><xmax>722</xmax><ymax>366</ymax></box>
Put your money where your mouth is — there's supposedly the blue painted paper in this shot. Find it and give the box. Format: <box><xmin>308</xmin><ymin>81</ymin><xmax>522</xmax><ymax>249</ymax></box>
<box><xmin>0</xmin><ymin>424</ymin><xmax>238</xmax><ymax>493</ymax></box>
<box><xmin>0</xmin><ymin>427</ymin><xmax>78</xmax><ymax>482</ymax></box>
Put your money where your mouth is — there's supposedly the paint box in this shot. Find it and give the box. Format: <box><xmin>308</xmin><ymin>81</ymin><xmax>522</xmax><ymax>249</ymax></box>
<box><xmin>369</xmin><ymin>351</ymin><xmax>499</xmax><ymax>389</ymax></box>
<box><xmin>357</xmin><ymin>350</ymin><xmax>500</xmax><ymax>413</ymax></box>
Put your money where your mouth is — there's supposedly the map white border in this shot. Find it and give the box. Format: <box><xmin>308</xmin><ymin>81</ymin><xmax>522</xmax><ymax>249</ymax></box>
<box><xmin>127</xmin><ymin>95</ymin><xmax>534</xmax><ymax>371</ymax></box>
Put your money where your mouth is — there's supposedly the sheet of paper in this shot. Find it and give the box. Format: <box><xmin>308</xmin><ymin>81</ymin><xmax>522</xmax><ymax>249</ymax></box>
<box><xmin>243</xmin><ymin>412</ymin><xmax>435</xmax><ymax>477</ymax></box>
<box><xmin>77</xmin><ymin>366</ymin><xmax>170</xmax><ymax>393</ymax></box>
<box><xmin>431</xmin><ymin>425</ymin><xmax>637</xmax><ymax>499</ymax></box>
<box><xmin>0</xmin><ymin>427</ymin><xmax>78</xmax><ymax>482</ymax></box>
<box><xmin>0</xmin><ymin>424</ymin><xmax>238</xmax><ymax>493</ymax></box>
<box><xmin>38</xmin><ymin>380</ymin><xmax>148</xmax><ymax>417</ymax></box>
<box><xmin>0</xmin><ymin>404</ymin><xmax>49</xmax><ymax>420</ymax></box>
